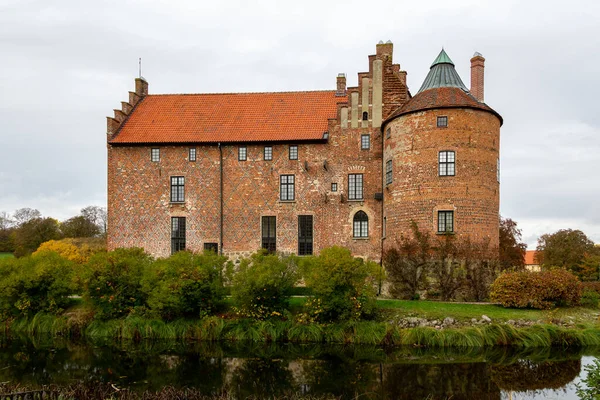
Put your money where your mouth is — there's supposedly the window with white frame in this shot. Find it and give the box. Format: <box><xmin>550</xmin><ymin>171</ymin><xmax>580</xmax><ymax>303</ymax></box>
<box><xmin>361</xmin><ymin>134</ymin><xmax>370</xmax><ymax>150</ymax></box>
<box><xmin>170</xmin><ymin>176</ymin><xmax>185</xmax><ymax>203</ymax></box>
<box><xmin>289</xmin><ymin>145</ymin><xmax>298</xmax><ymax>160</ymax></box>
<box><xmin>437</xmin><ymin>211</ymin><xmax>454</xmax><ymax>233</ymax></box>
<box><xmin>280</xmin><ymin>175</ymin><xmax>295</xmax><ymax>201</ymax></box>
<box><xmin>348</xmin><ymin>174</ymin><xmax>363</xmax><ymax>200</ymax></box>
<box><xmin>439</xmin><ymin>151</ymin><xmax>455</xmax><ymax>176</ymax></box>
<box><xmin>353</xmin><ymin>211</ymin><xmax>368</xmax><ymax>238</ymax></box>
<box><xmin>238</xmin><ymin>146</ymin><xmax>247</xmax><ymax>161</ymax></box>
<box><xmin>264</xmin><ymin>146</ymin><xmax>273</xmax><ymax>161</ymax></box>
<box><xmin>151</xmin><ymin>148</ymin><xmax>160</xmax><ymax>162</ymax></box>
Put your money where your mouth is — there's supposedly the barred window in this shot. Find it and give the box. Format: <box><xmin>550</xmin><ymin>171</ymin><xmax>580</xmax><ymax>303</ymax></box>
<box><xmin>348</xmin><ymin>174</ymin><xmax>363</xmax><ymax>200</ymax></box>
<box><xmin>238</xmin><ymin>146</ymin><xmax>247</xmax><ymax>161</ymax></box>
<box><xmin>189</xmin><ymin>148</ymin><xmax>196</xmax><ymax>162</ymax></box>
<box><xmin>331</xmin><ymin>183</ymin><xmax>338</xmax><ymax>192</ymax></box>
<box><xmin>264</xmin><ymin>146</ymin><xmax>273</xmax><ymax>161</ymax></box>
<box><xmin>353</xmin><ymin>211</ymin><xmax>368</xmax><ymax>238</ymax></box>
<box><xmin>298</xmin><ymin>215</ymin><xmax>313</xmax><ymax>256</ymax></box>
<box><xmin>289</xmin><ymin>145</ymin><xmax>298</xmax><ymax>160</ymax></box>
<box><xmin>204</xmin><ymin>243</ymin><xmax>218</xmax><ymax>253</ymax></box>
<box><xmin>280</xmin><ymin>175</ymin><xmax>295</xmax><ymax>201</ymax></box>
<box><xmin>437</xmin><ymin>116</ymin><xmax>448</xmax><ymax>127</ymax></box>
<box><xmin>361</xmin><ymin>134</ymin><xmax>370</xmax><ymax>150</ymax></box>
<box><xmin>170</xmin><ymin>176</ymin><xmax>185</xmax><ymax>202</ymax></box>
<box><xmin>262</xmin><ymin>216</ymin><xmax>276</xmax><ymax>253</ymax></box>
<box><xmin>171</xmin><ymin>217</ymin><xmax>186</xmax><ymax>254</ymax></box>
<box><xmin>438</xmin><ymin>211</ymin><xmax>454</xmax><ymax>233</ymax></box>
<box><xmin>385</xmin><ymin>160</ymin><xmax>393</xmax><ymax>185</ymax></box>
<box><xmin>439</xmin><ymin>151</ymin><xmax>455</xmax><ymax>176</ymax></box>
<box><xmin>151</xmin><ymin>148</ymin><xmax>160</xmax><ymax>162</ymax></box>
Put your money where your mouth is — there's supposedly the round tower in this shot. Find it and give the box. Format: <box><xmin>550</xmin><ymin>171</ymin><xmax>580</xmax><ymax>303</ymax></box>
<box><xmin>382</xmin><ymin>49</ymin><xmax>502</xmax><ymax>251</ymax></box>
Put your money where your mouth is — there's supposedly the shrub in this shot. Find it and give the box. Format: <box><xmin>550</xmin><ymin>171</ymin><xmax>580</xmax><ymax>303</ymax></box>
<box><xmin>0</xmin><ymin>251</ymin><xmax>76</xmax><ymax>318</ymax></box>
<box><xmin>581</xmin><ymin>290</ymin><xmax>600</xmax><ymax>309</ymax></box>
<box><xmin>300</xmin><ymin>246</ymin><xmax>380</xmax><ymax>322</ymax></box>
<box><xmin>34</xmin><ymin>238</ymin><xmax>105</xmax><ymax>264</ymax></box>
<box><xmin>582</xmin><ymin>281</ymin><xmax>600</xmax><ymax>294</ymax></box>
<box><xmin>229</xmin><ymin>251</ymin><xmax>299</xmax><ymax>320</ymax></box>
<box><xmin>490</xmin><ymin>269</ymin><xmax>582</xmax><ymax>309</ymax></box>
<box><xmin>83</xmin><ymin>248</ymin><xmax>152</xmax><ymax>320</ymax></box>
<box><xmin>383</xmin><ymin>222</ymin><xmax>430</xmax><ymax>300</ymax></box>
<box><xmin>143</xmin><ymin>251</ymin><xmax>226</xmax><ymax>320</ymax></box>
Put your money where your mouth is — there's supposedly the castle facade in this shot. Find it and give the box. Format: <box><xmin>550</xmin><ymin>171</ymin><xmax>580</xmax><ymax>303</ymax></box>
<box><xmin>106</xmin><ymin>42</ymin><xmax>502</xmax><ymax>260</ymax></box>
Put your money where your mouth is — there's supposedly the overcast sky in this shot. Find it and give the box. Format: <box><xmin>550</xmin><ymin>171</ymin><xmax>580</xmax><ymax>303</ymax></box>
<box><xmin>1</xmin><ymin>0</ymin><xmax>598</xmax><ymax>248</ymax></box>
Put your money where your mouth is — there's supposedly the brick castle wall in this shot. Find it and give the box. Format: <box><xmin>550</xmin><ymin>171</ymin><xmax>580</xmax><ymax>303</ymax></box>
<box><xmin>383</xmin><ymin>108</ymin><xmax>501</xmax><ymax>250</ymax></box>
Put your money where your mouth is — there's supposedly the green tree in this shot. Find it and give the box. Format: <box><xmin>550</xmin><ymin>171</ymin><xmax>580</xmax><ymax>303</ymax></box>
<box><xmin>536</xmin><ymin>229</ymin><xmax>595</xmax><ymax>271</ymax></box>
<box><xmin>499</xmin><ymin>216</ymin><xmax>526</xmax><ymax>271</ymax></box>
<box><xmin>61</xmin><ymin>215</ymin><xmax>100</xmax><ymax>238</ymax></box>
<box><xmin>12</xmin><ymin>217</ymin><xmax>62</xmax><ymax>257</ymax></box>
<box><xmin>301</xmin><ymin>246</ymin><xmax>380</xmax><ymax>322</ymax></box>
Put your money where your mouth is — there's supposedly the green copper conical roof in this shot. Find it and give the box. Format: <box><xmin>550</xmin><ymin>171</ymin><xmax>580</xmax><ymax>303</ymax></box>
<box><xmin>417</xmin><ymin>49</ymin><xmax>468</xmax><ymax>94</ymax></box>
<box><xmin>430</xmin><ymin>48</ymin><xmax>454</xmax><ymax>67</ymax></box>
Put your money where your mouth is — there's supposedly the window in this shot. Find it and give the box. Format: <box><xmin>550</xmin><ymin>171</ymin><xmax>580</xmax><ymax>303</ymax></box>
<box><xmin>362</xmin><ymin>111</ymin><xmax>368</xmax><ymax>121</ymax></box>
<box><xmin>348</xmin><ymin>174</ymin><xmax>363</xmax><ymax>200</ymax></box>
<box><xmin>261</xmin><ymin>216</ymin><xmax>276</xmax><ymax>253</ymax></box>
<box><xmin>289</xmin><ymin>145</ymin><xmax>298</xmax><ymax>160</ymax></box>
<box><xmin>353</xmin><ymin>211</ymin><xmax>368</xmax><ymax>238</ymax></box>
<box><xmin>238</xmin><ymin>146</ymin><xmax>247</xmax><ymax>161</ymax></box>
<box><xmin>170</xmin><ymin>176</ymin><xmax>185</xmax><ymax>202</ymax></box>
<box><xmin>437</xmin><ymin>116</ymin><xmax>448</xmax><ymax>128</ymax></box>
<box><xmin>264</xmin><ymin>146</ymin><xmax>273</xmax><ymax>161</ymax></box>
<box><xmin>151</xmin><ymin>148</ymin><xmax>160</xmax><ymax>162</ymax></box>
<box><xmin>438</xmin><ymin>211</ymin><xmax>454</xmax><ymax>233</ymax></box>
<box><xmin>386</xmin><ymin>128</ymin><xmax>391</xmax><ymax>139</ymax></box>
<box><xmin>385</xmin><ymin>160</ymin><xmax>393</xmax><ymax>185</ymax></box>
<box><xmin>439</xmin><ymin>151</ymin><xmax>455</xmax><ymax>176</ymax></box>
<box><xmin>280</xmin><ymin>175</ymin><xmax>295</xmax><ymax>201</ymax></box>
<box><xmin>361</xmin><ymin>134</ymin><xmax>370</xmax><ymax>150</ymax></box>
<box><xmin>171</xmin><ymin>217</ymin><xmax>186</xmax><ymax>254</ymax></box>
<box><xmin>189</xmin><ymin>148</ymin><xmax>196</xmax><ymax>162</ymax></box>
<box><xmin>298</xmin><ymin>215</ymin><xmax>313</xmax><ymax>255</ymax></box>
<box><xmin>331</xmin><ymin>183</ymin><xmax>338</xmax><ymax>192</ymax></box>
<box><xmin>204</xmin><ymin>243</ymin><xmax>218</xmax><ymax>253</ymax></box>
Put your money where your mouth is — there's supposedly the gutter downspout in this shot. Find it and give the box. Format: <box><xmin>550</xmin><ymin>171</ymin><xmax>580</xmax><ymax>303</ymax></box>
<box><xmin>219</xmin><ymin>143</ymin><xmax>224</xmax><ymax>256</ymax></box>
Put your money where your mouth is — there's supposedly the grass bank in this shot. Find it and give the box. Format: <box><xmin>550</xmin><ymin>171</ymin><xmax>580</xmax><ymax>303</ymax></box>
<box><xmin>4</xmin><ymin>313</ymin><xmax>600</xmax><ymax>348</ymax></box>
<box><xmin>0</xmin><ymin>252</ymin><xmax>13</xmax><ymax>259</ymax></box>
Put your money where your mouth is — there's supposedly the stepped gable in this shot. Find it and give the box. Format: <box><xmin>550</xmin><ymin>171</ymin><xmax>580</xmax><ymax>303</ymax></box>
<box><xmin>109</xmin><ymin>90</ymin><xmax>347</xmax><ymax>144</ymax></box>
<box><xmin>384</xmin><ymin>49</ymin><xmax>502</xmax><ymax>126</ymax></box>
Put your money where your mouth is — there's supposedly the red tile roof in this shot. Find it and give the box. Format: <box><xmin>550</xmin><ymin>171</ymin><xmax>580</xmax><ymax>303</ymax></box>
<box><xmin>110</xmin><ymin>91</ymin><xmax>347</xmax><ymax>144</ymax></box>
<box><xmin>384</xmin><ymin>87</ymin><xmax>503</xmax><ymax>126</ymax></box>
<box><xmin>525</xmin><ymin>250</ymin><xmax>539</xmax><ymax>265</ymax></box>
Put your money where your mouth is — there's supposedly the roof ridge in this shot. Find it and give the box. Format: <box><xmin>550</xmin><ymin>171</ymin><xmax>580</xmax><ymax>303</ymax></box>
<box><xmin>147</xmin><ymin>90</ymin><xmax>339</xmax><ymax>97</ymax></box>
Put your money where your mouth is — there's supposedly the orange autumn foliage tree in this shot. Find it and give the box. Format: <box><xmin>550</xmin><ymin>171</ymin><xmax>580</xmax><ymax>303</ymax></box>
<box><xmin>34</xmin><ymin>238</ymin><xmax>106</xmax><ymax>264</ymax></box>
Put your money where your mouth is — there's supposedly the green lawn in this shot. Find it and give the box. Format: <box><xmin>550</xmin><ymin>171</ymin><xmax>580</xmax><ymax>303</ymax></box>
<box><xmin>289</xmin><ymin>297</ymin><xmax>598</xmax><ymax>324</ymax></box>
<box><xmin>0</xmin><ymin>252</ymin><xmax>14</xmax><ymax>259</ymax></box>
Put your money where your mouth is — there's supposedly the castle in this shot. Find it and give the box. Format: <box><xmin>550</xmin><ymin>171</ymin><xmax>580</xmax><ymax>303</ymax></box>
<box><xmin>106</xmin><ymin>42</ymin><xmax>502</xmax><ymax>260</ymax></box>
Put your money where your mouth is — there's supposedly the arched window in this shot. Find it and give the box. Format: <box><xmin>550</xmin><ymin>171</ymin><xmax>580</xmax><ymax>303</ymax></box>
<box><xmin>353</xmin><ymin>211</ymin><xmax>368</xmax><ymax>238</ymax></box>
<box><xmin>362</xmin><ymin>111</ymin><xmax>369</xmax><ymax>121</ymax></box>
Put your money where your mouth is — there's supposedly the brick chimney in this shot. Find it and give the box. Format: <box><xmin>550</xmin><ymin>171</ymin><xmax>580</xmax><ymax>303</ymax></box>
<box><xmin>336</xmin><ymin>73</ymin><xmax>346</xmax><ymax>97</ymax></box>
<box><xmin>470</xmin><ymin>52</ymin><xmax>485</xmax><ymax>102</ymax></box>
<box><xmin>376</xmin><ymin>40</ymin><xmax>393</xmax><ymax>59</ymax></box>
<box><xmin>135</xmin><ymin>77</ymin><xmax>149</xmax><ymax>97</ymax></box>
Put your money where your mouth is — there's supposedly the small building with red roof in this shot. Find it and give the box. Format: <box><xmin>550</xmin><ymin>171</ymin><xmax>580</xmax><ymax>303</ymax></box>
<box><xmin>106</xmin><ymin>42</ymin><xmax>502</xmax><ymax>259</ymax></box>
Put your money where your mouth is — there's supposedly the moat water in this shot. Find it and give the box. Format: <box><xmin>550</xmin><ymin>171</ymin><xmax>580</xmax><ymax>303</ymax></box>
<box><xmin>0</xmin><ymin>336</ymin><xmax>597</xmax><ymax>399</ymax></box>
